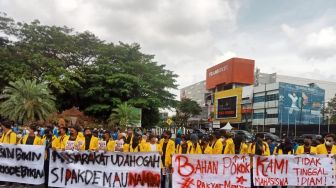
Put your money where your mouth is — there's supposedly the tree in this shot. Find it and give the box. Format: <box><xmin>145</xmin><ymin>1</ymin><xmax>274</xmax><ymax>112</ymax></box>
<box><xmin>323</xmin><ymin>94</ymin><xmax>336</xmax><ymax>124</ymax></box>
<box><xmin>175</xmin><ymin>98</ymin><xmax>202</xmax><ymax>127</ymax></box>
<box><xmin>0</xmin><ymin>78</ymin><xmax>56</xmax><ymax>123</ymax></box>
<box><xmin>0</xmin><ymin>13</ymin><xmax>178</xmax><ymax>125</ymax></box>
<box><xmin>108</xmin><ymin>102</ymin><xmax>141</xmax><ymax>128</ymax></box>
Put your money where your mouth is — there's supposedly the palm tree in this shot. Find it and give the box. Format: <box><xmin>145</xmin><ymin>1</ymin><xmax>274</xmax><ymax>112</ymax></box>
<box><xmin>0</xmin><ymin>78</ymin><xmax>56</xmax><ymax>123</ymax></box>
<box><xmin>108</xmin><ymin>102</ymin><xmax>141</xmax><ymax>128</ymax></box>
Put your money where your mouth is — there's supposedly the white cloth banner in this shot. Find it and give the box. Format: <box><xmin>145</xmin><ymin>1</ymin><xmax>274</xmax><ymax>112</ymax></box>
<box><xmin>253</xmin><ymin>154</ymin><xmax>336</xmax><ymax>186</ymax></box>
<box><xmin>0</xmin><ymin>143</ymin><xmax>45</xmax><ymax>184</ymax></box>
<box><xmin>172</xmin><ymin>154</ymin><xmax>251</xmax><ymax>188</ymax></box>
<box><xmin>48</xmin><ymin>151</ymin><xmax>161</xmax><ymax>188</ymax></box>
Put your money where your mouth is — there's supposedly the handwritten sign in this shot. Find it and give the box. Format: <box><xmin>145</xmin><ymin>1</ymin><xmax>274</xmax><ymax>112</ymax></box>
<box><xmin>253</xmin><ymin>155</ymin><xmax>335</xmax><ymax>186</ymax></box>
<box><xmin>65</xmin><ymin>141</ymin><xmax>75</xmax><ymax>151</ymax></box>
<box><xmin>0</xmin><ymin>144</ymin><xmax>45</xmax><ymax>184</ymax></box>
<box><xmin>172</xmin><ymin>154</ymin><xmax>250</xmax><ymax>188</ymax></box>
<box><xmin>48</xmin><ymin>151</ymin><xmax>161</xmax><ymax>188</ymax></box>
<box><xmin>98</xmin><ymin>141</ymin><xmax>106</xmax><ymax>151</ymax></box>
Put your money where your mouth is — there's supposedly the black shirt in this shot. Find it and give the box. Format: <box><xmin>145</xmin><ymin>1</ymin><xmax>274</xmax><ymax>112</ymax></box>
<box><xmin>26</xmin><ymin>136</ymin><xmax>35</xmax><ymax>145</ymax></box>
<box><xmin>162</xmin><ymin>142</ymin><xmax>168</xmax><ymax>167</ymax></box>
<box><xmin>85</xmin><ymin>136</ymin><xmax>92</xmax><ymax>150</ymax></box>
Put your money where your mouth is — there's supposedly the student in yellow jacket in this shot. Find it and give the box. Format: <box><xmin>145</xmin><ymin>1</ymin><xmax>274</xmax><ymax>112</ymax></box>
<box><xmin>139</xmin><ymin>135</ymin><xmax>150</xmax><ymax>152</ymax></box>
<box><xmin>0</xmin><ymin>120</ymin><xmax>17</xmax><ymax>144</ymax></box>
<box><xmin>103</xmin><ymin>131</ymin><xmax>116</xmax><ymax>152</ymax></box>
<box><xmin>233</xmin><ymin>135</ymin><xmax>248</xmax><ymax>154</ymax></box>
<box><xmin>84</xmin><ymin>128</ymin><xmax>99</xmax><ymax>151</ymax></box>
<box><xmin>248</xmin><ymin>134</ymin><xmax>270</xmax><ymax>156</ymax></box>
<box><xmin>160</xmin><ymin>131</ymin><xmax>175</xmax><ymax>168</ymax></box>
<box><xmin>147</xmin><ymin>134</ymin><xmax>161</xmax><ymax>152</ymax></box>
<box><xmin>176</xmin><ymin>135</ymin><xmax>192</xmax><ymax>154</ymax></box>
<box><xmin>20</xmin><ymin>125</ymin><xmax>42</xmax><ymax>145</ymax></box>
<box><xmin>53</xmin><ymin>127</ymin><xmax>69</xmax><ymax>150</ymax></box>
<box><xmin>223</xmin><ymin>133</ymin><xmax>235</xmax><ymax>154</ymax></box>
<box><xmin>128</xmin><ymin>134</ymin><xmax>143</xmax><ymax>152</ymax></box>
<box><xmin>66</xmin><ymin>126</ymin><xmax>85</xmax><ymax>151</ymax></box>
<box><xmin>273</xmin><ymin>138</ymin><xmax>294</xmax><ymax>155</ymax></box>
<box><xmin>189</xmin><ymin>134</ymin><xmax>202</xmax><ymax>154</ymax></box>
<box><xmin>296</xmin><ymin>135</ymin><xmax>317</xmax><ymax>155</ymax></box>
<box><xmin>316</xmin><ymin>134</ymin><xmax>336</xmax><ymax>154</ymax></box>
<box><xmin>211</xmin><ymin>132</ymin><xmax>223</xmax><ymax>154</ymax></box>
<box><xmin>200</xmin><ymin>136</ymin><xmax>212</xmax><ymax>154</ymax></box>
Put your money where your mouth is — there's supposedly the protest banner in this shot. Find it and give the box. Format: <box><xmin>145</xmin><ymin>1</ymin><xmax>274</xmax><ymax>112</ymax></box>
<box><xmin>253</xmin><ymin>154</ymin><xmax>335</xmax><ymax>186</ymax></box>
<box><xmin>172</xmin><ymin>154</ymin><xmax>251</xmax><ymax>188</ymax></box>
<box><xmin>98</xmin><ymin>141</ymin><xmax>106</xmax><ymax>151</ymax></box>
<box><xmin>49</xmin><ymin>151</ymin><xmax>161</xmax><ymax>188</ymax></box>
<box><xmin>0</xmin><ymin>143</ymin><xmax>45</xmax><ymax>184</ymax></box>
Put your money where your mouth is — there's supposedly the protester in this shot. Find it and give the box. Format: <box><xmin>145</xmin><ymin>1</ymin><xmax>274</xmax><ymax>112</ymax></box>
<box><xmin>67</xmin><ymin>126</ymin><xmax>85</xmax><ymax>151</ymax></box>
<box><xmin>274</xmin><ymin>137</ymin><xmax>294</xmax><ymax>155</ymax></box>
<box><xmin>200</xmin><ymin>135</ymin><xmax>212</xmax><ymax>154</ymax></box>
<box><xmin>296</xmin><ymin>135</ymin><xmax>317</xmax><ymax>154</ymax></box>
<box><xmin>53</xmin><ymin>126</ymin><xmax>69</xmax><ymax>150</ymax></box>
<box><xmin>103</xmin><ymin>130</ymin><xmax>116</xmax><ymax>152</ymax></box>
<box><xmin>211</xmin><ymin>131</ymin><xmax>223</xmax><ymax>154</ymax></box>
<box><xmin>316</xmin><ymin>133</ymin><xmax>336</xmax><ymax>154</ymax></box>
<box><xmin>159</xmin><ymin>131</ymin><xmax>175</xmax><ymax>188</ymax></box>
<box><xmin>189</xmin><ymin>134</ymin><xmax>202</xmax><ymax>154</ymax></box>
<box><xmin>233</xmin><ymin>135</ymin><xmax>248</xmax><ymax>154</ymax></box>
<box><xmin>148</xmin><ymin>134</ymin><xmax>161</xmax><ymax>152</ymax></box>
<box><xmin>19</xmin><ymin>125</ymin><xmax>42</xmax><ymax>145</ymax></box>
<box><xmin>176</xmin><ymin>134</ymin><xmax>190</xmax><ymax>154</ymax></box>
<box><xmin>223</xmin><ymin>133</ymin><xmax>235</xmax><ymax>154</ymax></box>
<box><xmin>84</xmin><ymin>127</ymin><xmax>99</xmax><ymax>151</ymax></box>
<box><xmin>0</xmin><ymin>120</ymin><xmax>17</xmax><ymax>144</ymax></box>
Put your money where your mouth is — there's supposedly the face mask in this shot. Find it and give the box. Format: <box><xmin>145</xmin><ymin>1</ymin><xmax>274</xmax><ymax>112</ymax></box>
<box><xmin>325</xmin><ymin>141</ymin><xmax>332</xmax><ymax>146</ymax></box>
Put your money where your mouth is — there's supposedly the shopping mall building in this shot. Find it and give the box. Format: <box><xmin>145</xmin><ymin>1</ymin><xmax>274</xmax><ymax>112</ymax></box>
<box><xmin>180</xmin><ymin>57</ymin><xmax>336</xmax><ymax>136</ymax></box>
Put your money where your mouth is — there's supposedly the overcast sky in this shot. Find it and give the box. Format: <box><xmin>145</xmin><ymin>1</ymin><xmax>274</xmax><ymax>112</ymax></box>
<box><xmin>2</xmin><ymin>0</ymin><xmax>336</xmax><ymax>93</ymax></box>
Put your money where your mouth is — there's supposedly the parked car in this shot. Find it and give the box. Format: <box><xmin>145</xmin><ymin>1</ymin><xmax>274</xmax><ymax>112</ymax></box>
<box><xmin>231</xmin><ymin>130</ymin><xmax>254</xmax><ymax>143</ymax></box>
<box><xmin>295</xmin><ymin>134</ymin><xmax>323</xmax><ymax>146</ymax></box>
<box><xmin>257</xmin><ymin>132</ymin><xmax>281</xmax><ymax>143</ymax></box>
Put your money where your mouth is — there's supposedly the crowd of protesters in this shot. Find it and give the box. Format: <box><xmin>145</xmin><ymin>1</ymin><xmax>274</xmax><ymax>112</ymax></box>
<box><xmin>1</xmin><ymin>118</ymin><xmax>336</xmax><ymax>188</ymax></box>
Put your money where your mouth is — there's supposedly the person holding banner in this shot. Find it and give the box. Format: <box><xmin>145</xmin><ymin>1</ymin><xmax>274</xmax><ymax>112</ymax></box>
<box><xmin>53</xmin><ymin>126</ymin><xmax>69</xmax><ymax>150</ymax></box>
<box><xmin>176</xmin><ymin>134</ymin><xmax>191</xmax><ymax>154</ymax></box>
<box><xmin>147</xmin><ymin>134</ymin><xmax>161</xmax><ymax>152</ymax></box>
<box><xmin>160</xmin><ymin>131</ymin><xmax>175</xmax><ymax>188</ymax></box>
<box><xmin>103</xmin><ymin>130</ymin><xmax>116</xmax><ymax>152</ymax></box>
<box><xmin>248</xmin><ymin>133</ymin><xmax>270</xmax><ymax>156</ymax></box>
<box><xmin>273</xmin><ymin>137</ymin><xmax>294</xmax><ymax>155</ymax></box>
<box><xmin>211</xmin><ymin>131</ymin><xmax>224</xmax><ymax>154</ymax></box>
<box><xmin>84</xmin><ymin>127</ymin><xmax>99</xmax><ymax>151</ymax></box>
<box><xmin>189</xmin><ymin>134</ymin><xmax>202</xmax><ymax>154</ymax></box>
<box><xmin>66</xmin><ymin>126</ymin><xmax>85</xmax><ymax>151</ymax></box>
<box><xmin>128</xmin><ymin>133</ymin><xmax>143</xmax><ymax>152</ymax></box>
<box><xmin>295</xmin><ymin>135</ymin><xmax>317</xmax><ymax>154</ymax></box>
<box><xmin>19</xmin><ymin>125</ymin><xmax>42</xmax><ymax>145</ymax></box>
<box><xmin>233</xmin><ymin>135</ymin><xmax>248</xmax><ymax>154</ymax></box>
<box><xmin>200</xmin><ymin>135</ymin><xmax>212</xmax><ymax>154</ymax></box>
<box><xmin>223</xmin><ymin>133</ymin><xmax>235</xmax><ymax>154</ymax></box>
<box><xmin>316</xmin><ymin>134</ymin><xmax>336</xmax><ymax>155</ymax></box>
<box><xmin>0</xmin><ymin>120</ymin><xmax>17</xmax><ymax>187</ymax></box>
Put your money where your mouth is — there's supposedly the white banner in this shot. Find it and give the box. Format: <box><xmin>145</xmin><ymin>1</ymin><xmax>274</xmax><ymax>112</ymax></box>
<box><xmin>253</xmin><ymin>155</ymin><xmax>336</xmax><ymax>186</ymax></box>
<box><xmin>0</xmin><ymin>143</ymin><xmax>45</xmax><ymax>184</ymax></box>
<box><xmin>48</xmin><ymin>151</ymin><xmax>161</xmax><ymax>188</ymax></box>
<box><xmin>172</xmin><ymin>154</ymin><xmax>251</xmax><ymax>188</ymax></box>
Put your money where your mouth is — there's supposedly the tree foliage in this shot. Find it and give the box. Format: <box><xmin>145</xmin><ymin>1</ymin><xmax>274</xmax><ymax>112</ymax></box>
<box><xmin>175</xmin><ymin>98</ymin><xmax>202</xmax><ymax>127</ymax></box>
<box><xmin>324</xmin><ymin>94</ymin><xmax>336</xmax><ymax>124</ymax></box>
<box><xmin>0</xmin><ymin>13</ymin><xmax>178</xmax><ymax>126</ymax></box>
<box><xmin>0</xmin><ymin>78</ymin><xmax>56</xmax><ymax>123</ymax></box>
<box><xmin>108</xmin><ymin>103</ymin><xmax>141</xmax><ymax>128</ymax></box>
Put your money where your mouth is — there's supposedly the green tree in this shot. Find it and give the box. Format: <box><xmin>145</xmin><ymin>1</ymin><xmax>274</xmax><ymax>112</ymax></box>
<box><xmin>108</xmin><ymin>102</ymin><xmax>141</xmax><ymax>128</ymax></box>
<box><xmin>323</xmin><ymin>94</ymin><xmax>336</xmax><ymax>124</ymax></box>
<box><xmin>0</xmin><ymin>13</ymin><xmax>178</xmax><ymax>125</ymax></box>
<box><xmin>175</xmin><ymin>98</ymin><xmax>202</xmax><ymax>127</ymax></box>
<box><xmin>0</xmin><ymin>78</ymin><xmax>56</xmax><ymax>123</ymax></box>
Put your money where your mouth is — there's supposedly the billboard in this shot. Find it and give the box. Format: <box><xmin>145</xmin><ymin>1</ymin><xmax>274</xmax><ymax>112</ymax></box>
<box><xmin>206</xmin><ymin>58</ymin><xmax>255</xmax><ymax>89</ymax></box>
<box><xmin>214</xmin><ymin>88</ymin><xmax>242</xmax><ymax>122</ymax></box>
<box><xmin>278</xmin><ymin>82</ymin><xmax>325</xmax><ymax>125</ymax></box>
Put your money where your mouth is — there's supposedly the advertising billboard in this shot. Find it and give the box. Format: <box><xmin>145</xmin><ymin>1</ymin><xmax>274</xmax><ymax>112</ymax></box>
<box><xmin>278</xmin><ymin>82</ymin><xmax>325</xmax><ymax>125</ymax></box>
<box><xmin>214</xmin><ymin>88</ymin><xmax>242</xmax><ymax>123</ymax></box>
<box><xmin>217</xmin><ymin>96</ymin><xmax>237</xmax><ymax>118</ymax></box>
<box><xmin>206</xmin><ymin>58</ymin><xmax>255</xmax><ymax>89</ymax></box>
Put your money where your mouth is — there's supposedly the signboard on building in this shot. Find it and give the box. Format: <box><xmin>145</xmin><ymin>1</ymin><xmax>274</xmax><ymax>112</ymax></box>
<box><xmin>278</xmin><ymin>82</ymin><xmax>325</xmax><ymax>125</ymax></box>
<box><xmin>214</xmin><ymin>88</ymin><xmax>242</xmax><ymax>123</ymax></box>
<box><xmin>206</xmin><ymin>58</ymin><xmax>255</xmax><ymax>90</ymax></box>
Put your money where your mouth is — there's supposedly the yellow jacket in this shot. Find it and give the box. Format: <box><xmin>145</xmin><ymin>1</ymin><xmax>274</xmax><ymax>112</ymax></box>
<box><xmin>0</xmin><ymin>130</ymin><xmax>17</xmax><ymax>144</ymax></box>
<box><xmin>78</xmin><ymin>132</ymin><xmax>85</xmax><ymax>140</ymax></box>
<box><xmin>87</xmin><ymin>136</ymin><xmax>99</xmax><ymax>151</ymax></box>
<box><xmin>41</xmin><ymin>135</ymin><xmax>58</xmax><ymax>148</ymax></box>
<box><xmin>273</xmin><ymin>147</ymin><xmax>294</xmax><ymax>155</ymax></box>
<box><xmin>140</xmin><ymin>140</ymin><xmax>150</xmax><ymax>152</ymax></box>
<box><xmin>189</xmin><ymin>143</ymin><xmax>202</xmax><ymax>154</ymax></box>
<box><xmin>106</xmin><ymin>140</ymin><xmax>116</xmax><ymax>152</ymax></box>
<box><xmin>20</xmin><ymin>135</ymin><xmax>42</xmax><ymax>145</ymax></box>
<box><xmin>316</xmin><ymin>144</ymin><xmax>336</xmax><ymax>154</ymax></box>
<box><xmin>295</xmin><ymin>145</ymin><xmax>317</xmax><ymax>155</ymax></box>
<box><xmin>54</xmin><ymin>135</ymin><xmax>69</xmax><ymax>150</ymax></box>
<box><xmin>160</xmin><ymin>139</ymin><xmax>175</xmax><ymax>167</ymax></box>
<box><xmin>248</xmin><ymin>142</ymin><xmax>270</xmax><ymax>156</ymax></box>
<box><xmin>202</xmin><ymin>145</ymin><xmax>213</xmax><ymax>154</ymax></box>
<box><xmin>128</xmin><ymin>144</ymin><xmax>142</xmax><ymax>152</ymax></box>
<box><xmin>212</xmin><ymin>139</ymin><xmax>223</xmax><ymax>154</ymax></box>
<box><xmin>224</xmin><ymin>138</ymin><xmax>235</xmax><ymax>154</ymax></box>
<box><xmin>239</xmin><ymin>143</ymin><xmax>249</xmax><ymax>154</ymax></box>
<box><xmin>176</xmin><ymin>141</ymin><xmax>192</xmax><ymax>154</ymax></box>
<box><xmin>63</xmin><ymin>135</ymin><xmax>85</xmax><ymax>151</ymax></box>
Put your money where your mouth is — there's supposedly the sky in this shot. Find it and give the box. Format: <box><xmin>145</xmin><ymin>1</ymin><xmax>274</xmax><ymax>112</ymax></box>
<box><xmin>1</xmin><ymin>0</ymin><xmax>336</xmax><ymax>96</ymax></box>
